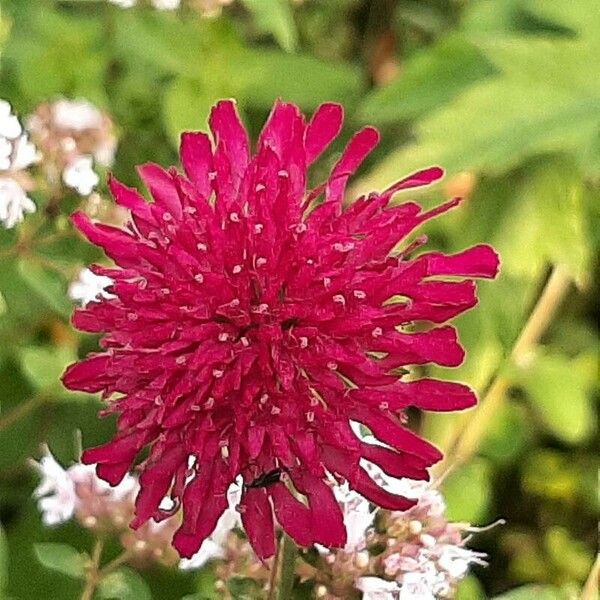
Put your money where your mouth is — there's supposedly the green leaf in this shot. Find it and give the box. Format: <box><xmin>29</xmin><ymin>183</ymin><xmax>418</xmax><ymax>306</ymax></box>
<box><xmin>456</xmin><ymin>575</ymin><xmax>486</xmax><ymax>600</ymax></box>
<box><xmin>491</xmin><ymin>158</ymin><xmax>593</xmax><ymax>288</ymax></box>
<box><xmin>358</xmin><ymin>5</ymin><xmax>600</xmax><ymax>191</ymax></box>
<box><xmin>0</xmin><ymin>525</ymin><xmax>7</xmax><ymax>595</ymax></box>
<box><xmin>480</xmin><ymin>403</ymin><xmax>532</xmax><ymax>464</ymax></box>
<box><xmin>33</xmin><ymin>543</ymin><xmax>87</xmax><ymax>580</ymax></box>
<box><xmin>492</xmin><ymin>585</ymin><xmax>567</xmax><ymax>600</ymax></box>
<box><xmin>17</xmin><ymin>260</ymin><xmax>72</xmax><ymax>318</ymax></box>
<box><xmin>236</xmin><ymin>50</ymin><xmax>362</xmax><ymax>110</ymax></box>
<box><xmin>242</xmin><ymin>0</ymin><xmax>298</xmax><ymax>52</ymax></box>
<box><xmin>514</xmin><ymin>351</ymin><xmax>596</xmax><ymax>444</ymax></box>
<box><xmin>443</xmin><ymin>458</ymin><xmax>492</xmax><ymax>523</ymax></box>
<box><xmin>98</xmin><ymin>567</ymin><xmax>151</xmax><ymax>600</ymax></box>
<box><xmin>359</xmin><ymin>36</ymin><xmax>496</xmax><ymax>124</ymax></box>
<box><xmin>227</xmin><ymin>576</ymin><xmax>262</xmax><ymax>600</ymax></box>
<box><xmin>163</xmin><ymin>77</ymin><xmax>231</xmax><ymax>148</ymax></box>
<box><xmin>18</xmin><ymin>345</ymin><xmax>78</xmax><ymax>397</ymax></box>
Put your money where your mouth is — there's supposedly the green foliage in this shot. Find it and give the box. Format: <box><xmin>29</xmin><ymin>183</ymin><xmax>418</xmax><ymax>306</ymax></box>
<box><xmin>33</xmin><ymin>543</ymin><xmax>87</xmax><ymax>580</ymax></box>
<box><xmin>98</xmin><ymin>567</ymin><xmax>152</xmax><ymax>600</ymax></box>
<box><xmin>0</xmin><ymin>0</ymin><xmax>597</xmax><ymax>598</ymax></box>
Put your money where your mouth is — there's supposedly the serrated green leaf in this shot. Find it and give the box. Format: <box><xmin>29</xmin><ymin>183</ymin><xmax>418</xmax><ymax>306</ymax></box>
<box><xmin>491</xmin><ymin>158</ymin><xmax>593</xmax><ymax>288</ymax></box>
<box><xmin>359</xmin><ymin>36</ymin><xmax>496</xmax><ymax>124</ymax></box>
<box><xmin>358</xmin><ymin>7</ymin><xmax>600</xmax><ymax>192</ymax></box>
<box><xmin>242</xmin><ymin>0</ymin><xmax>298</xmax><ymax>52</ymax></box>
<box><xmin>18</xmin><ymin>345</ymin><xmax>78</xmax><ymax>398</ymax></box>
<box><xmin>33</xmin><ymin>543</ymin><xmax>87</xmax><ymax>580</ymax></box>
<box><xmin>98</xmin><ymin>567</ymin><xmax>151</xmax><ymax>600</ymax></box>
<box><xmin>514</xmin><ymin>352</ymin><xmax>595</xmax><ymax>444</ymax></box>
<box><xmin>17</xmin><ymin>260</ymin><xmax>72</xmax><ymax>318</ymax></box>
<box><xmin>443</xmin><ymin>458</ymin><xmax>492</xmax><ymax>523</ymax></box>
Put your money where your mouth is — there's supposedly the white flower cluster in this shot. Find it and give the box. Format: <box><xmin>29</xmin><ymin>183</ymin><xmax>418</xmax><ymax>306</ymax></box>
<box><xmin>27</xmin><ymin>98</ymin><xmax>117</xmax><ymax>197</ymax></box>
<box><xmin>32</xmin><ymin>447</ymin><xmax>137</xmax><ymax>527</ymax></box>
<box><xmin>32</xmin><ymin>447</ymin><xmax>240</xmax><ymax>570</ymax></box>
<box><xmin>0</xmin><ymin>100</ymin><xmax>38</xmax><ymax>229</ymax></box>
<box><xmin>356</xmin><ymin>471</ymin><xmax>487</xmax><ymax>600</ymax></box>
<box><xmin>108</xmin><ymin>0</ymin><xmax>182</xmax><ymax>9</ymax></box>
<box><xmin>107</xmin><ymin>0</ymin><xmax>234</xmax><ymax>16</ymax></box>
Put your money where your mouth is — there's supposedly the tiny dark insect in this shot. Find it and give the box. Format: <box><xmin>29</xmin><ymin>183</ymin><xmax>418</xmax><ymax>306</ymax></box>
<box><xmin>244</xmin><ymin>468</ymin><xmax>283</xmax><ymax>489</ymax></box>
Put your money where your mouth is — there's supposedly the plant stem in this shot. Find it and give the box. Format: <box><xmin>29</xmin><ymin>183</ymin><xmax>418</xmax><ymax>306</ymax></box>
<box><xmin>0</xmin><ymin>394</ymin><xmax>46</xmax><ymax>433</ymax></box>
<box><xmin>276</xmin><ymin>534</ymin><xmax>298</xmax><ymax>600</ymax></box>
<box><xmin>268</xmin><ymin>533</ymin><xmax>298</xmax><ymax>600</ymax></box>
<box><xmin>438</xmin><ymin>265</ymin><xmax>572</xmax><ymax>474</ymax></box>
<box><xmin>99</xmin><ymin>549</ymin><xmax>133</xmax><ymax>577</ymax></box>
<box><xmin>580</xmin><ymin>553</ymin><xmax>600</xmax><ymax>600</ymax></box>
<box><xmin>81</xmin><ymin>539</ymin><xmax>104</xmax><ymax>600</ymax></box>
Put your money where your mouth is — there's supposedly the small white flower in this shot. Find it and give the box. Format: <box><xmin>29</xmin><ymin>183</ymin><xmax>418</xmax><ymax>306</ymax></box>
<box><xmin>108</xmin><ymin>0</ymin><xmax>137</xmax><ymax>6</ymax></box>
<box><xmin>334</xmin><ymin>483</ymin><xmax>376</xmax><ymax>553</ymax></box>
<box><xmin>0</xmin><ymin>100</ymin><xmax>22</xmax><ymax>139</ymax></box>
<box><xmin>356</xmin><ymin>577</ymin><xmax>402</xmax><ymax>600</ymax></box>
<box><xmin>32</xmin><ymin>449</ymin><xmax>78</xmax><ymax>526</ymax></box>
<box><xmin>151</xmin><ymin>0</ymin><xmax>181</xmax><ymax>9</ymax></box>
<box><xmin>68</xmin><ymin>268</ymin><xmax>115</xmax><ymax>306</ymax></box>
<box><xmin>62</xmin><ymin>156</ymin><xmax>99</xmax><ymax>195</ymax></box>
<box><xmin>0</xmin><ymin>138</ymin><xmax>12</xmax><ymax>171</ymax></box>
<box><xmin>11</xmin><ymin>134</ymin><xmax>39</xmax><ymax>170</ymax></box>
<box><xmin>398</xmin><ymin>572</ymin><xmax>436</xmax><ymax>600</ymax></box>
<box><xmin>52</xmin><ymin>99</ymin><xmax>105</xmax><ymax>132</ymax></box>
<box><xmin>0</xmin><ymin>177</ymin><xmax>36</xmax><ymax>229</ymax></box>
<box><xmin>437</xmin><ymin>544</ymin><xmax>487</xmax><ymax>579</ymax></box>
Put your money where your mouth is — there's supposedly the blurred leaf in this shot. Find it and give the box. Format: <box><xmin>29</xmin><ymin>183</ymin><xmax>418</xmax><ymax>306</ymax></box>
<box><xmin>443</xmin><ymin>458</ymin><xmax>492</xmax><ymax>522</ymax></box>
<box><xmin>0</xmin><ymin>525</ymin><xmax>7</xmax><ymax>596</ymax></box>
<box><xmin>492</xmin><ymin>159</ymin><xmax>593</xmax><ymax>288</ymax></box>
<box><xmin>17</xmin><ymin>260</ymin><xmax>72</xmax><ymax>318</ymax></box>
<box><xmin>1</xmin><ymin>4</ymin><xmax>107</xmax><ymax>106</ymax></box>
<box><xmin>492</xmin><ymin>585</ymin><xmax>567</xmax><ymax>600</ymax></box>
<box><xmin>163</xmin><ymin>77</ymin><xmax>230</xmax><ymax>148</ymax></box>
<box><xmin>33</xmin><ymin>543</ymin><xmax>86</xmax><ymax>580</ymax></box>
<box><xmin>480</xmin><ymin>403</ymin><xmax>532</xmax><ymax>464</ymax></box>
<box><xmin>242</xmin><ymin>0</ymin><xmax>298</xmax><ymax>52</ymax></box>
<box><xmin>359</xmin><ymin>36</ymin><xmax>496</xmax><ymax>124</ymax></box>
<box><xmin>359</xmin><ymin>5</ymin><xmax>600</xmax><ymax>190</ymax></box>
<box><xmin>544</xmin><ymin>527</ymin><xmax>594</xmax><ymax>581</ymax></box>
<box><xmin>18</xmin><ymin>345</ymin><xmax>84</xmax><ymax>401</ymax></box>
<box><xmin>227</xmin><ymin>576</ymin><xmax>262</xmax><ymax>600</ymax></box>
<box><xmin>236</xmin><ymin>49</ymin><xmax>362</xmax><ymax>110</ymax></box>
<box><xmin>98</xmin><ymin>567</ymin><xmax>152</xmax><ymax>600</ymax></box>
<box><xmin>456</xmin><ymin>575</ymin><xmax>486</xmax><ymax>600</ymax></box>
<box><xmin>514</xmin><ymin>352</ymin><xmax>596</xmax><ymax>444</ymax></box>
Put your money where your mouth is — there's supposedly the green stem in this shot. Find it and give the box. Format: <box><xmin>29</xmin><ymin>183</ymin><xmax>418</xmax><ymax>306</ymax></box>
<box><xmin>81</xmin><ymin>539</ymin><xmax>104</xmax><ymax>600</ymax></box>
<box><xmin>436</xmin><ymin>265</ymin><xmax>572</xmax><ymax>475</ymax></box>
<box><xmin>0</xmin><ymin>394</ymin><xmax>46</xmax><ymax>433</ymax></box>
<box><xmin>275</xmin><ymin>534</ymin><xmax>297</xmax><ymax>600</ymax></box>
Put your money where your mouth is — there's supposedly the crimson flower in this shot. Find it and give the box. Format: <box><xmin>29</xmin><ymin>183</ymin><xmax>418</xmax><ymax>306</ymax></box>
<box><xmin>63</xmin><ymin>100</ymin><xmax>499</xmax><ymax>559</ymax></box>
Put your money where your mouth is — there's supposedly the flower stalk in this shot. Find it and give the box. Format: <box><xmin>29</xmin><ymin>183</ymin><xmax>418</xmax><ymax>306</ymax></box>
<box><xmin>438</xmin><ymin>264</ymin><xmax>572</xmax><ymax>474</ymax></box>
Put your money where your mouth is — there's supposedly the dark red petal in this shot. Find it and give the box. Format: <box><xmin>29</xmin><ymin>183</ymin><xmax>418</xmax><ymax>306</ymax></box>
<box><xmin>180</xmin><ymin>131</ymin><xmax>214</xmax><ymax>199</ymax></box>
<box><xmin>304</xmin><ymin>102</ymin><xmax>343</xmax><ymax>165</ymax></box>
<box><xmin>240</xmin><ymin>488</ymin><xmax>276</xmax><ymax>559</ymax></box>
<box><xmin>137</xmin><ymin>163</ymin><xmax>183</xmax><ymax>219</ymax></box>
<box><xmin>269</xmin><ymin>483</ymin><xmax>313</xmax><ymax>546</ymax></box>
<box><xmin>325</xmin><ymin>126</ymin><xmax>380</xmax><ymax>204</ymax></box>
<box><xmin>62</xmin><ymin>354</ymin><xmax>110</xmax><ymax>392</ymax></box>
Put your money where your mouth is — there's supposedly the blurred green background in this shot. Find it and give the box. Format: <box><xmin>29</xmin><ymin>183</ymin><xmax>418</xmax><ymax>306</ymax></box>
<box><xmin>0</xmin><ymin>0</ymin><xmax>598</xmax><ymax>598</ymax></box>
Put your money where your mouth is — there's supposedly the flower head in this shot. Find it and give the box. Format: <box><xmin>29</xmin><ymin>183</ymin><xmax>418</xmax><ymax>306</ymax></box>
<box><xmin>62</xmin><ymin>99</ymin><xmax>499</xmax><ymax>559</ymax></box>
